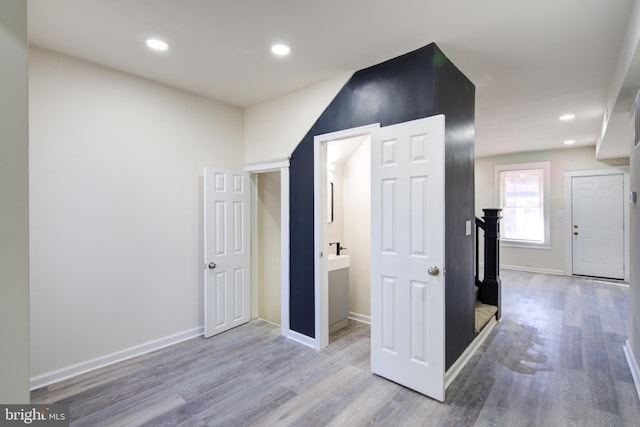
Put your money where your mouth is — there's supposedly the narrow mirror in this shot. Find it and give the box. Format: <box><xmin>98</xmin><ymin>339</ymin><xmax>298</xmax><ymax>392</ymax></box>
<box><xmin>328</xmin><ymin>181</ymin><xmax>334</xmax><ymax>223</ymax></box>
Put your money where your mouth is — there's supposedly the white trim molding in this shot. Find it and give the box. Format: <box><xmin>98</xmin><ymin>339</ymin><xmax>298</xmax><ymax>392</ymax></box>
<box><xmin>250</xmin><ymin>173</ymin><xmax>260</xmax><ymax>320</ymax></box>
<box><xmin>348</xmin><ymin>312</ymin><xmax>371</xmax><ymax>325</ymax></box>
<box><xmin>280</xmin><ymin>167</ymin><xmax>291</xmax><ymax>337</ymax></box>
<box><xmin>284</xmin><ymin>328</ymin><xmax>318</xmax><ymax>349</ymax></box>
<box><xmin>563</xmin><ymin>168</ymin><xmax>630</xmax><ymax>281</ymax></box>
<box><xmin>244</xmin><ymin>157</ymin><xmax>290</xmax><ymax>173</ymax></box>
<box><xmin>445</xmin><ymin>318</ymin><xmax>497</xmax><ymax>389</ymax></box>
<box><xmin>500</xmin><ymin>264</ymin><xmax>565</xmax><ymax>276</ymax></box>
<box><xmin>494</xmin><ymin>161</ymin><xmax>551</xmax><ymax>249</ymax></box>
<box><xmin>313</xmin><ymin>123</ymin><xmax>380</xmax><ymax>349</ymax></box>
<box><xmin>623</xmin><ymin>340</ymin><xmax>640</xmax><ymax>401</ymax></box>
<box><xmin>30</xmin><ymin>326</ymin><xmax>204</xmax><ymax>391</ymax></box>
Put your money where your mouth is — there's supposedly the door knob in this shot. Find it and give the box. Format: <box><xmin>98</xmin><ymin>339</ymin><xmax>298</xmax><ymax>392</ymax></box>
<box><xmin>428</xmin><ymin>266</ymin><xmax>440</xmax><ymax>276</ymax></box>
<box><xmin>208</xmin><ymin>262</ymin><xmax>217</xmax><ymax>270</ymax></box>
<box><xmin>574</xmin><ymin>232</ymin><xmax>578</xmax><ymax>236</ymax></box>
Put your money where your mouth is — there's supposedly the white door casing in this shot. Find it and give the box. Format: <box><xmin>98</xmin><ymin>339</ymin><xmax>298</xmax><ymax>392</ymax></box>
<box><xmin>370</xmin><ymin>115</ymin><xmax>446</xmax><ymax>401</ymax></box>
<box><xmin>244</xmin><ymin>159</ymin><xmax>291</xmax><ymax>340</ymax></box>
<box><xmin>571</xmin><ymin>174</ymin><xmax>624</xmax><ymax>279</ymax></box>
<box><xmin>314</xmin><ymin>123</ymin><xmax>380</xmax><ymax>349</ymax></box>
<box><xmin>204</xmin><ymin>168</ymin><xmax>251</xmax><ymax>338</ymax></box>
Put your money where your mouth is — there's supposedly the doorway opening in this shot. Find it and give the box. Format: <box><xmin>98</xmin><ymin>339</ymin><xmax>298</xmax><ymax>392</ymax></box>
<box><xmin>244</xmin><ymin>159</ymin><xmax>291</xmax><ymax>338</ymax></box>
<box><xmin>314</xmin><ymin>117</ymin><xmax>448</xmax><ymax>401</ymax></box>
<box><xmin>314</xmin><ymin>124</ymin><xmax>378</xmax><ymax>349</ymax></box>
<box><xmin>326</xmin><ymin>135</ymin><xmax>372</xmax><ymax>341</ymax></box>
<box><xmin>256</xmin><ymin>171</ymin><xmax>282</xmax><ymax>325</ymax></box>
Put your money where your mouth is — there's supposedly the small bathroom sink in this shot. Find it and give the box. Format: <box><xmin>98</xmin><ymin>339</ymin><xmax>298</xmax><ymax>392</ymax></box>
<box><xmin>327</xmin><ymin>254</ymin><xmax>350</xmax><ymax>271</ymax></box>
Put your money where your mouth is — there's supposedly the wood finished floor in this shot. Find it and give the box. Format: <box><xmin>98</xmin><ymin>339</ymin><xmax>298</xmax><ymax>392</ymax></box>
<box><xmin>32</xmin><ymin>270</ymin><xmax>640</xmax><ymax>426</ymax></box>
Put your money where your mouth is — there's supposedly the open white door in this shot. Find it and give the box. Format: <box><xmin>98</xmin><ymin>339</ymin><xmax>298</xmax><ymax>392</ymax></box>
<box><xmin>371</xmin><ymin>115</ymin><xmax>446</xmax><ymax>401</ymax></box>
<box><xmin>204</xmin><ymin>168</ymin><xmax>251</xmax><ymax>338</ymax></box>
<box><xmin>572</xmin><ymin>174</ymin><xmax>624</xmax><ymax>279</ymax></box>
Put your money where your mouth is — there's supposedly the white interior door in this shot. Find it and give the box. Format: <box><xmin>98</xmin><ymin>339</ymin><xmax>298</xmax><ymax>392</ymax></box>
<box><xmin>204</xmin><ymin>168</ymin><xmax>251</xmax><ymax>338</ymax></box>
<box><xmin>370</xmin><ymin>115</ymin><xmax>446</xmax><ymax>401</ymax></box>
<box><xmin>572</xmin><ymin>174</ymin><xmax>624</xmax><ymax>279</ymax></box>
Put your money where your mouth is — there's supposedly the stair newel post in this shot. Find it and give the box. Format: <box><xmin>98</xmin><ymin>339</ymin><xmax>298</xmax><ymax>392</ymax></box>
<box><xmin>480</xmin><ymin>208</ymin><xmax>502</xmax><ymax>319</ymax></box>
<box><xmin>475</xmin><ymin>217</ymin><xmax>485</xmax><ymax>288</ymax></box>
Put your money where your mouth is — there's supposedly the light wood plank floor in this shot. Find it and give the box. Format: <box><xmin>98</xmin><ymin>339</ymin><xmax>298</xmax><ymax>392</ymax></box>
<box><xmin>32</xmin><ymin>271</ymin><xmax>640</xmax><ymax>426</ymax></box>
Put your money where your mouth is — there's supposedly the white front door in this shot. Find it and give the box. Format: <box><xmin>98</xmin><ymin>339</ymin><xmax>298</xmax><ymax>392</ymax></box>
<box><xmin>572</xmin><ymin>174</ymin><xmax>624</xmax><ymax>279</ymax></box>
<box><xmin>370</xmin><ymin>115</ymin><xmax>446</xmax><ymax>401</ymax></box>
<box><xmin>204</xmin><ymin>168</ymin><xmax>251</xmax><ymax>338</ymax></box>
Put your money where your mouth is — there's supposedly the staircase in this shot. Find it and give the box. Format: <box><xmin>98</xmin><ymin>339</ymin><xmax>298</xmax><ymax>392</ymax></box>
<box><xmin>474</xmin><ymin>286</ymin><xmax>498</xmax><ymax>333</ymax></box>
<box><xmin>474</xmin><ymin>209</ymin><xmax>502</xmax><ymax>333</ymax></box>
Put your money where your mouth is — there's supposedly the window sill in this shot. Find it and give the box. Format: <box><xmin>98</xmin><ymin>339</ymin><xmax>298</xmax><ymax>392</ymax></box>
<box><xmin>500</xmin><ymin>240</ymin><xmax>551</xmax><ymax>250</ymax></box>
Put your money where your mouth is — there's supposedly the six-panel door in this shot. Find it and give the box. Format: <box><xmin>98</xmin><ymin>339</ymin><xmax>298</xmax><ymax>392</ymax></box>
<box><xmin>370</xmin><ymin>115</ymin><xmax>446</xmax><ymax>402</ymax></box>
<box><xmin>204</xmin><ymin>168</ymin><xmax>251</xmax><ymax>338</ymax></box>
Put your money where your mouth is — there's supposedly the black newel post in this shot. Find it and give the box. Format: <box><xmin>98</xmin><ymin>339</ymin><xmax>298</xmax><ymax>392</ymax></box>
<box><xmin>479</xmin><ymin>208</ymin><xmax>502</xmax><ymax>319</ymax></box>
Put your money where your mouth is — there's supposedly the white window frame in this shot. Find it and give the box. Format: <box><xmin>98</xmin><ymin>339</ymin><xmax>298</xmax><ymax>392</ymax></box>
<box><xmin>494</xmin><ymin>161</ymin><xmax>551</xmax><ymax>249</ymax></box>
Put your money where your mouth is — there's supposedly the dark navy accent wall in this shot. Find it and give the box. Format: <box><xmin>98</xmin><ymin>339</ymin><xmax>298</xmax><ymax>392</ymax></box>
<box><xmin>289</xmin><ymin>43</ymin><xmax>475</xmax><ymax>370</ymax></box>
<box><xmin>289</xmin><ymin>44</ymin><xmax>438</xmax><ymax>338</ymax></box>
<box><xmin>434</xmin><ymin>52</ymin><xmax>477</xmax><ymax>369</ymax></box>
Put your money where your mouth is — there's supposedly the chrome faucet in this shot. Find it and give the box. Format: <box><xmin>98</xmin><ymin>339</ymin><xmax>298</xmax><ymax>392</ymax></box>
<box><xmin>329</xmin><ymin>242</ymin><xmax>346</xmax><ymax>256</ymax></box>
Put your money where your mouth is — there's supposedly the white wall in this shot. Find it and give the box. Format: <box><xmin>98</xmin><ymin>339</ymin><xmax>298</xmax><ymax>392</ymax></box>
<box><xmin>343</xmin><ymin>140</ymin><xmax>371</xmax><ymax>318</ymax></box>
<box><xmin>29</xmin><ymin>48</ymin><xmax>244</xmax><ymax>380</ymax></box>
<box><xmin>0</xmin><ymin>0</ymin><xmax>30</xmax><ymax>403</ymax></box>
<box><xmin>325</xmin><ymin>140</ymin><xmax>371</xmax><ymax>318</ymax></box>
<box><xmin>327</xmin><ymin>164</ymin><xmax>344</xmax><ymax>252</ymax></box>
<box><xmin>475</xmin><ymin>146</ymin><xmax>628</xmax><ymax>273</ymax></box>
<box><xmin>243</xmin><ymin>72</ymin><xmax>352</xmax><ymax>164</ymax></box>
<box><xmin>258</xmin><ymin>172</ymin><xmax>281</xmax><ymax>324</ymax></box>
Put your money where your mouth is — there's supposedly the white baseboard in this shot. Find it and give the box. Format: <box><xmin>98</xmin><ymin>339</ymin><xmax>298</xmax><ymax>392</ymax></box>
<box><xmin>30</xmin><ymin>326</ymin><xmax>204</xmax><ymax>391</ymax></box>
<box><xmin>348</xmin><ymin>312</ymin><xmax>371</xmax><ymax>325</ymax></box>
<box><xmin>255</xmin><ymin>317</ymin><xmax>281</xmax><ymax>328</ymax></box>
<box><xmin>500</xmin><ymin>264</ymin><xmax>565</xmax><ymax>276</ymax></box>
<box><xmin>623</xmin><ymin>340</ymin><xmax>640</xmax><ymax>401</ymax></box>
<box><xmin>284</xmin><ymin>328</ymin><xmax>318</xmax><ymax>349</ymax></box>
<box><xmin>329</xmin><ymin>319</ymin><xmax>349</xmax><ymax>334</ymax></box>
<box><xmin>445</xmin><ymin>317</ymin><xmax>497</xmax><ymax>389</ymax></box>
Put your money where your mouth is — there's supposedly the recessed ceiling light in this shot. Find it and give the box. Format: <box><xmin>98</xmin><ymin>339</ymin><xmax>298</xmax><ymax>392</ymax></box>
<box><xmin>271</xmin><ymin>43</ymin><xmax>291</xmax><ymax>56</ymax></box>
<box><xmin>564</xmin><ymin>139</ymin><xmax>576</xmax><ymax>145</ymax></box>
<box><xmin>559</xmin><ymin>114</ymin><xmax>575</xmax><ymax>121</ymax></box>
<box><xmin>146</xmin><ymin>38</ymin><xmax>169</xmax><ymax>52</ymax></box>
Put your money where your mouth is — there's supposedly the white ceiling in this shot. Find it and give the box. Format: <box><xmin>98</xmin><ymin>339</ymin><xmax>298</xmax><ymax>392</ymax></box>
<box><xmin>328</xmin><ymin>135</ymin><xmax>369</xmax><ymax>166</ymax></box>
<box><xmin>27</xmin><ymin>0</ymin><xmax>636</xmax><ymax>157</ymax></box>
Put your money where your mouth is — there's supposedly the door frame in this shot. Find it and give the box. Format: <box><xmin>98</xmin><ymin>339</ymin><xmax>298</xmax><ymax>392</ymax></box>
<box><xmin>313</xmin><ymin>124</ymin><xmax>380</xmax><ymax>349</ymax></box>
<box><xmin>563</xmin><ymin>167</ymin><xmax>630</xmax><ymax>281</ymax></box>
<box><xmin>244</xmin><ymin>158</ymin><xmax>291</xmax><ymax>337</ymax></box>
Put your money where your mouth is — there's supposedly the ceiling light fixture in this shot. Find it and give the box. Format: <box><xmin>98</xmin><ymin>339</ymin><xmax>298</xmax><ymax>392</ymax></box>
<box><xmin>559</xmin><ymin>114</ymin><xmax>575</xmax><ymax>121</ymax></box>
<box><xmin>564</xmin><ymin>139</ymin><xmax>576</xmax><ymax>145</ymax></box>
<box><xmin>146</xmin><ymin>38</ymin><xmax>169</xmax><ymax>52</ymax></box>
<box><xmin>271</xmin><ymin>43</ymin><xmax>291</xmax><ymax>56</ymax></box>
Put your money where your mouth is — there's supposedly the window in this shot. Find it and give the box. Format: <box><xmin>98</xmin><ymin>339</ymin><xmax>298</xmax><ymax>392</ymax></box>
<box><xmin>495</xmin><ymin>162</ymin><xmax>550</xmax><ymax>248</ymax></box>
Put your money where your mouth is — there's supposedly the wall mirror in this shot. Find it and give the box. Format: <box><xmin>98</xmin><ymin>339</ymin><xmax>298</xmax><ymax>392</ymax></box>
<box><xmin>327</xmin><ymin>182</ymin><xmax>334</xmax><ymax>223</ymax></box>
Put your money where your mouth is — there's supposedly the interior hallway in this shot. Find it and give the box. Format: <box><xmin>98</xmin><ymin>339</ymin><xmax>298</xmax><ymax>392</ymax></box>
<box><xmin>32</xmin><ymin>270</ymin><xmax>640</xmax><ymax>426</ymax></box>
